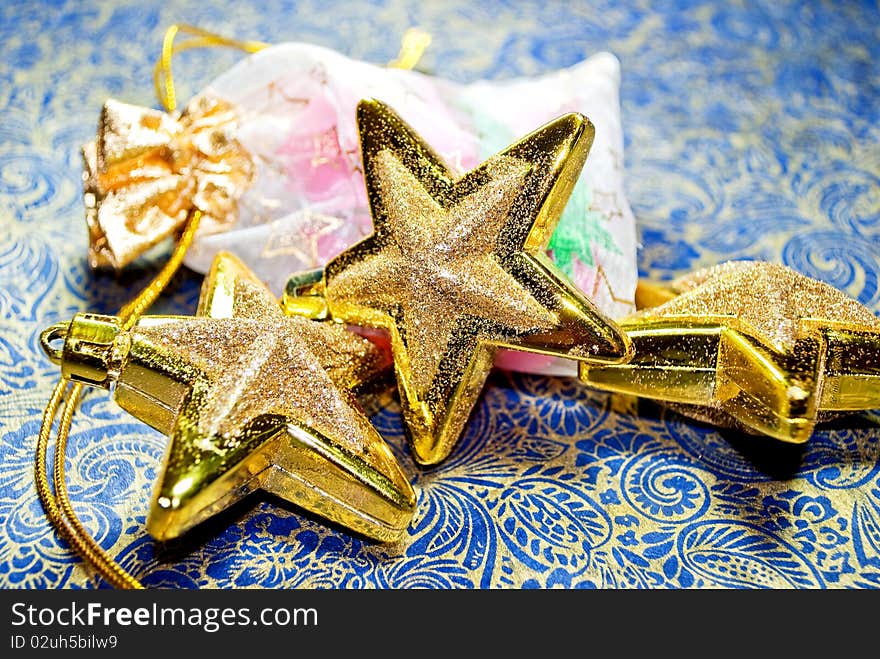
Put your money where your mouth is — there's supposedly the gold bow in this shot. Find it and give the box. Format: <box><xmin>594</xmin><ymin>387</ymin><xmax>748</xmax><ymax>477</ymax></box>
<box><xmin>82</xmin><ymin>94</ymin><xmax>254</xmax><ymax>270</ymax></box>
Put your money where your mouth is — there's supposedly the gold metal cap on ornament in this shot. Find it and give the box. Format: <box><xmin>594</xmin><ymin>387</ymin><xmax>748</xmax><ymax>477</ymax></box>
<box><xmin>41</xmin><ymin>252</ymin><xmax>415</xmax><ymax>542</ymax></box>
<box><xmin>284</xmin><ymin>98</ymin><xmax>632</xmax><ymax>466</ymax></box>
<box><xmin>41</xmin><ymin>313</ymin><xmax>127</xmax><ymax>388</ymax></box>
<box><xmin>579</xmin><ymin>260</ymin><xmax>880</xmax><ymax>443</ymax></box>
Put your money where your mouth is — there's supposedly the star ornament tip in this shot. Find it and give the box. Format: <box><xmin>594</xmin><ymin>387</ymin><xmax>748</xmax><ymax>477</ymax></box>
<box><xmin>312</xmin><ymin>98</ymin><xmax>632</xmax><ymax>465</ymax></box>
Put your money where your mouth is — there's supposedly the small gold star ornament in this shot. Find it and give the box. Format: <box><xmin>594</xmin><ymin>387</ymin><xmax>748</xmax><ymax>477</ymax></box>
<box><xmin>579</xmin><ymin>261</ymin><xmax>880</xmax><ymax>442</ymax></box>
<box><xmin>285</xmin><ymin>99</ymin><xmax>631</xmax><ymax>465</ymax></box>
<box><xmin>41</xmin><ymin>252</ymin><xmax>415</xmax><ymax>542</ymax></box>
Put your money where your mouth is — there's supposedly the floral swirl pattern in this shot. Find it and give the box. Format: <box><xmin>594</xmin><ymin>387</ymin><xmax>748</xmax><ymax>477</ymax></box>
<box><xmin>621</xmin><ymin>452</ymin><xmax>711</xmax><ymax>524</ymax></box>
<box><xmin>1</xmin><ymin>0</ymin><xmax>879</xmax><ymax>588</ymax></box>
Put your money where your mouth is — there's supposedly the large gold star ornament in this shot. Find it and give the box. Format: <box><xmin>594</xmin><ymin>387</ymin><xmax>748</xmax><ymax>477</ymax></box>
<box><xmin>284</xmin><ymin>99</ymin><xmax>632</xmax><ymax>465</ymax></box>
<box><xmin>41</xmin><ymin>252</ymin><xmax>415</xmax><ymax>542</ymax></box>
<box><xmin>579</xmin><ymin>261</ymin><xmax>880</xmax><ymax>443</ymax></box>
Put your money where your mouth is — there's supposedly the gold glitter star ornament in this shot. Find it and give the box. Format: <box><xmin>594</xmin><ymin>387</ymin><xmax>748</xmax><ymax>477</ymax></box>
<box><xmin>285</xmin><ymin>99</ymin><xmax>632</xmax><ymax>465</ymax></box>
<box><xmin>41</xmin><ymin>252</ymin><xmax>416</xmax><ymax>542</ymax></box>
<box><xmin>580</xmin><ymin>261</ymin><xmax>880</xmax><ymax>443</ymax></box>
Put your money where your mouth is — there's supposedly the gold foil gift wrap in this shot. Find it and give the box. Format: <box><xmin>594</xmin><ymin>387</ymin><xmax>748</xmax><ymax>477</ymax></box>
<box><xmin>83</xmin><ymin>95</ymin><xmax>254</xmax><ymax>270</ymax></box>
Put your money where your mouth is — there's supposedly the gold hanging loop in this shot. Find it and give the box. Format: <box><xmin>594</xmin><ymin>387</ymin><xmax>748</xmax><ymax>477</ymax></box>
<box><xmin>154</xmin><ymin>24</ymin><xmax>269</xmax><ymax>112</ymax></box>
<box><xmin>35</xmin><ymin>210</ymin><xmax>203</xmax><ymax>589</ymax></box>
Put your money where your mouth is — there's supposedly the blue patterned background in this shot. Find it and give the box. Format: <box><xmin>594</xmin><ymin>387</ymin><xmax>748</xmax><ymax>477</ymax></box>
<box><xmin>1</xmin><ymin>0</ymin><xmax>879</xmax><ymax>588</ymax></box>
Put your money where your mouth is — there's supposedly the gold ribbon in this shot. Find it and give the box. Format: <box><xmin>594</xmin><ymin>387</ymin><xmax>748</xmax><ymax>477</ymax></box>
<box><xmin>83</xmin><ymin>94</ymin><xmax>254</xmax><ymax>270</ymax></box>
<box><xmin>153</xmin><ymin>24</ymin><xmax>269</xmax><ymax>113</ymax></box>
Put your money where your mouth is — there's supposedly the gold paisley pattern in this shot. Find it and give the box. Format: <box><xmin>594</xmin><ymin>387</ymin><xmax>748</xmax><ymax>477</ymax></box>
<box><xmin>2</xmin><ymin>0</ymin><xmax>879</xmax><ymax>588</ymax></box>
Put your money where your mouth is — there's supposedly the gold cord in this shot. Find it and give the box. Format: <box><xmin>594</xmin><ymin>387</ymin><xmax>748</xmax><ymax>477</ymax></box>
<box><xmin>36</xmin><ymin>210</ymin><xmax>203</xmax><ymax>589</ymax></box>
<box><xmin>388</xmin><ymin>28</ymin><xmax>432</xmax><ymax>70</ymax></box>
<box><xmin>154</xmin><ymin>24</ymin><xmax>269</xmax><ymax>112</ymax></box>
<box><xmin>155</xmin><ymin>23</ymin><xmax>429</xmax><ymax>112</ymax></box>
